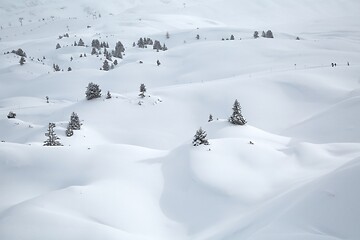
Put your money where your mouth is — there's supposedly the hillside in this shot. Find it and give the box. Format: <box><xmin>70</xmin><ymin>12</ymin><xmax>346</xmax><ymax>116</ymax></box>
<box><xmin>1</xmin><ymin>0</ymin><xmax>360</xmax><ymax>239</ymax></box>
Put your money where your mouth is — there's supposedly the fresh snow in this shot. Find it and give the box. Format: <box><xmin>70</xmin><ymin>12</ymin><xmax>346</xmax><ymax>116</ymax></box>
<box><xmin>1</xmin><ymin>0</ymin><xmax>360</xmax><ymax>239</ymax></box>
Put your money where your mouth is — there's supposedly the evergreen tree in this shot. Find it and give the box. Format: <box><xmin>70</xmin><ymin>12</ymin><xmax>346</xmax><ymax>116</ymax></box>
<box><xmin>265</xmin><ymin>30</ymin><xmax>274</xmax><ymax>38</ymax></box>
<box><xmin>69</xmin><ymin>112</ymin><xmax>81</xmax><ymax>130</ymax></box>
<box><xmin>261</xmin><ymin>31</ymin><xmax>266</xmax><ymax>38</ymax></box>
<box><xmin>113</xmin><ymin>59</ymin><xmax>118</xmax><ymax>65</ymax></box>
<box><xmin>153</xmin><ymin>40</ymin><xmax>162</xmax><ymax>51</ymax></box>
<box><xmin>208</xmin><ymin>114</ymin><xmax>213</xmax><ymax>122</ymax></box>
<box><xmin>162</xmin><ymin>43</ymin><xmax>168</xmax><ymax>51</ymax></box>
<box><xmin>139</xmin><ymin>83</ymin><xmax>146</xmax><ymax>98</ymax></box>
<box><xmin>65</xmin><ymin>123</ymin><xmax>73</xmax><ymax>137</ymax></box>
<box><xmin>43</xmin><ymin>123</ymin><xmax>62</xmax><ymax>146</ymax></box>
<box><xmin>92</xmin><ymin>39</ymin><xmax>100</xmax><ymax>49</ymax></box>
<box><xmin>53</xmin><ymin>64</ymin><xmax>60</xmax><ymax>71</ymax></box>
<box><xmin>106</xmin><ymin>91</ymin><xmax>112</xmax><ymax>99</ymax></box>
<box><xmin>74</xmin><ymin>41</ymin><xmax>77</xmax><ymax>46</ymax></box>
<box><xmin>253</xmin><ymin>31</ymin><xmax>259</xmax><ymax>39</ymax></box>
<box><xmin>78</xmin><ymin>38</ymin><xmax>85</xmax><ymax>46</ymax></box>
<box><xmin>102</xmin><ymin>60</ymin><xmax>110</xmax><ymax>71</ymax></box>
<box><xmin>192</xmin><ymin>127</ymin><xmax>209</xmax><ymax>146</ymax></box>
<box><xmin>113</xmin><ymin>41</ymin><xmax>125</xmax><ymax>58</ymax></box>
<box><xmin>196</xmin><ymin>34</ymin><xmax>200</xmax><ymax>40</ymax></box>
<box><xmin>56</xmin><ymin>43</ymin><xmax>61</xmax><ymax>49</ymax></box>
<box><xmin>229</xmin><ymin>99</ymin><xmax>246</xmax><ymax>125</ymax></box>
<box><xmin>19</xmin><ymin>56</ymin><xmax>26</xmax><ymax>65</ymax></box>
<box><xmin>67</xmin><ymin>67</ymin><xmax>72</xmax><ymax>71</ymax></box>
<box><xmin>230</xmin><ymin>34</ymin><xmax>235</xmax><ymax>40</ymax></box>
<box><xmin>157</xmin><ymin>60</ymin><xmax>161</xmax><ymax>66</ymax></box>
<box><xmin>7</xmin><ymin>111</ymin><xmax>16</xmax><ymax>118</ymax></box>
<box><xmin>86</xmin><ymin>82</ymin><xmax>102</xmax><ymax>100</ymax></box>
<box><xmin>166</xmin><ymin>31</ymin><xmax>170</xmax><ymax>39</ymax></box>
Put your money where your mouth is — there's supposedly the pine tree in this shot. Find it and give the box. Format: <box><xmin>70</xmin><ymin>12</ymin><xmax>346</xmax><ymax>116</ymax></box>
<box><xmin>230</xmin><ymin>34</ymin><xmax>235</xmax><ymax>40</ymax></box>
<box><xmin>67</xmin><ymin>67</ymin><xmax>72</xmax><ymax>71</ymax></box>
<box><xmin>261</xmin><ymin>31</ymin><xmax>266</xmax><ymax>38</ymax></box>
<box><xmin>69</xmin><ymin>112</ymin><xmax>81</xmax><ymax>130</ymax></box>
<box><xmin>86</xmin><ymin>82</ymin><xmax>102</xmax><ymax>100</ymax></box>
<box><xmin>137</xmin><ymin>38</ymin><xmax>144</xmax><ymax>48</ymax></box>
<box><xmin>19</xmin><ymin>56</ymin><xmax>26</xmax><ymax>65</ymax></box>
<box><xmin>166</xmin><ymin>31</ymin><xmax>170</xmax><ymax>39</ymax></box>
<box><xmin>157</xmin><ymin>60</ymin><xmax>161</xmax><ymax>66</ymax></box>
<box><xmin>139</xmin><ymin>83</ymin><xmax>146</xmax><ymax>98</ymax></box>
<box><xmin>106</xmin><ymin>91</ymin><xmax>112</xmax><ymax>99</ymax></box>
<box><xmin>196</xmin><ymin>34</ymin><xmax>200</xmax><ymax>40</ymax></box>
<box><xmin>113</xmin><ymin>59</ymin><xmax>118</xmax><ymax>65</ymax></box>
<box><xmin>192</xmin><ymin>127</ymin><xmax>209</xmax><ymax>146</ymax></box>
<box><xmin>153</xmin><ymin>40</ymin><xmax>162</xmax><ymax>51</ymax></box>
<box><xmin>102</xmin><ymin>60</ymin><xmax>110</xmax><ymax>71</ymax></box>
<box><xmin>229</xmin><ymin>99</ymin><xmax>246</xmax><ymax>125</ymax></box>
<box><xmin>56</xmin><ymin>43</ymin><xmax>61</xmax><ymax>49</ymax></box>
<box><xmin>113</xmin><ymin>41</ymin><xmax>125</xmax><ymax>58</ymax></box>
<box><xmin>43</xmin><ymin>123</ymin><xmax>62</xmax><ymax>146</ymax></box>
<box><xmin>7</xmin><ymin>111</ymin><xmax>16</xmax><ymax>118</ymax></box>
<box><xmin>208</xmin><ymin>114</ymin><xmax>213</xmax><ymax>122</ymax></box>
<box><xmin>65</xmin><ymin>123</ymin><xmax>73</xmax><ymax>137</ymax></box>
<box><xmin>253</xmin><ymin>31</ymin><xmax>259</xmax><ymax>39</ymax></box>
<box><xmin>78</xmin><ymin>38</ymin><xmax>85</xmax><ymax>46</ymax></box>
<box><xmin>265</xmin><ymin>30</ymin><xmax>274</xmax><ymax>38</ymax></box>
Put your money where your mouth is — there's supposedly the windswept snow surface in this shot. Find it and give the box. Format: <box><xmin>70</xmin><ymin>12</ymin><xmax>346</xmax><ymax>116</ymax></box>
<box><xmin>1</xmin><ymin>0</ymin><xmax>360</xmax><ymax>239</ymax></box>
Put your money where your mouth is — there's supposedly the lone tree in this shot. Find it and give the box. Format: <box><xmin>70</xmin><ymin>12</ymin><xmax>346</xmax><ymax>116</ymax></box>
<box><xmin>253</xmin><ymin>31</ymin><xmax>259</xmax><ymax>39</ymax></box>
<box><xmin>192</xmin><ymin>127</ymin><xmax>210</xmax><ymax>146</ymax></box>
<box><xmin>230</xmin><ymin>34</ymin><xmax>235</xmax><ymax>40</ymax></box>
<box><xmin>166</xmin><ymin>31</ymin><xmax>170</xmax><ymax>39</ymax></box>
<box><xmin>86</xmin><ymin>82</ymin><xmax>102</xmax><ymax>100</ymax></box>
<box><xmin>106</xmin><ymin>91</ymin><xmax>112</xmax><ymax>99</ymax></box>
<box><xmin>69</xmin><ymin>112</ymin><xmax>81</xmax><ymax>130</ymax></box>
<box><xmin>56</xmin><ymin>43</ymin><xmax>61</xmax><ymax>49</ymax></box>
<box><xmin>43</xmin><ymin>123</ymin><xmax>62</xmax><ymax>146</ymax></box>
<box><xmin>208</xmin><ymin>114</ymin><xmax>213</xmax><ymax>122</ymax></box>
<box><xmin>229</xmin><ymin>99</ymin><xmax>247</xmax><ymax>125</ymax></box>
<box><xmin>139</xmin><ymin>83</ymin><xmax>146</xmax><ymax>98</ymax></box>
<box><xmin>19</xmin><ymin>56</ymin><xmax>26</xmax><ymax>65</ymax></box>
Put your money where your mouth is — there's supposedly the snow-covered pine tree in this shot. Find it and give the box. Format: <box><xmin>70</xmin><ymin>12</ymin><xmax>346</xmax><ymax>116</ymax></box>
<box><xmin>261</xmin><ymin>31</ymin><xmax>266</xmax><ymax>38</ymax></box>
<box><xmin>265</xmin><ymin>30</ymin><xmax>274</xmax><ymax>38</ymax></box>
<box><xmin>19</xmin><ymin>56</ymin><xmax>26</xmax><ymax>65</ymax></box>
<box><xmin>91</xmin><ymin>47</ymin><xmax>97</xmax><ymax>55</ymax></box>
<box><xmin>196</xmin><ymin>34</ymin><xmax>200</xmax><ymax>40</ymax></box>
<box><xmin>137</xmin><ymin>38</ymin><xmax>144</xmax><ymax>48</ymax></box>
<box><xmin>67</xmin><ymin>67</ymin><xmax>72</xmax><ymax>71</ymax></box>
<box><xmin>65</xmin><ymin>123</ymin><xmax>73</xmax><ymax>137</ymax></box>
<box><xmin>103</xmin><ymin>60</ymin><xmax>110</xmax><ymax>71</ymax></box>
<box><xmin>253</xmin><ymin>31</ymin><xmax>259</xmax><ymax>39</ymax></box>
<box><xmin>139</xmin><ymin>83</ymin><xmax>146</xmax><ymax>98</ymax></box>
<box><xmin>229</xmin><ymin>99</ymin><xmax>247</xmax><ymax>125</ymax></box>
<box><xmin>113</xmin><ymin>59</ymin><xmax>118</xmax><ymax>65</ymax></box>
<box><xmin>113</xmin><ymin>41</ymin><xmax>125</xmax><ymax>58</ymax></box>
<box><xmin>69</xmin><ymin>112</ymin><xmax>81</xmax><ymax>130</ymax></box>
<box><xmin>230</xmin><ymin>34</ymin><xmax>235</xmax><ymax>40</ymax></box>
<box><xmin>7</xmin><ymin>111</ymin><xmax>16</xmax><ymax>118</ymax></box>
<box><xmin>86</xmin><ymin>82</ymin><xmax>102</xmax><ymax>100</ymax></box>
<box><xmin>192</xmin><ymin>127</ymin><xmax>210</xmax><ymax>146</ymax></box>
<box><xmin>56</xmin><ymin>43</ymin><xmax>61</xmax><ymax>49</ymax></box>
<box><xmin>166</xmin><ymin>32</ymin><xmax>170</xmax><ymax>39</ymax></box>
<box><xmin>106</xmin><ymin>91</ymin><xmax>112</xmax><ymax>99</ymax></box>
<box><xmin>153</xmin><ymin>40</ymin><xmax>162</xmax><ymax>51</ymax></box>
<box><xmin>208</xmin><ymin>114</ymin><xmax>213</xmax><ymax>122</ymax></box>
<box><xmin>78</xmin><ymin>38</ymin><xmax>85</xmax><ymax>46</ymax></box>
<box><xmin>43</xmin><ymin>123</ymin><xmax>62</xmax><ymax>146</ymax></box>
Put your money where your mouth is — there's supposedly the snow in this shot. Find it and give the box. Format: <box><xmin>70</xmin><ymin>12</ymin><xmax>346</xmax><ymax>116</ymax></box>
<box><xmin>1</xmin><ymin>0</ymin><xmax>360</xmax><ymax>239</ymax></box>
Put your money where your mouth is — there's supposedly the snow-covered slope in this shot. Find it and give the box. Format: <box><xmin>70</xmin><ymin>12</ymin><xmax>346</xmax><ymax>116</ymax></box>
<box><xmin>1</xmin><ymin>0</ymin><xmax>360</xmax><ymax>239</ymax></box>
